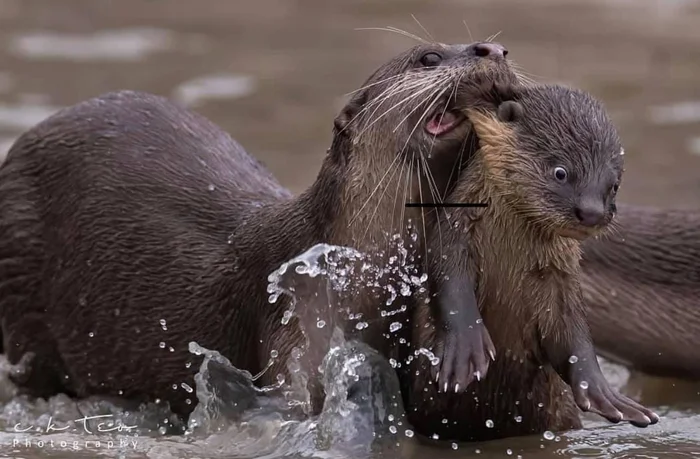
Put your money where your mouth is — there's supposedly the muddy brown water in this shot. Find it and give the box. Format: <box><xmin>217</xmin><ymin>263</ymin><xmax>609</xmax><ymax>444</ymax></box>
<box><xmin>0</xmin><ymin>0</ymin><xmax>699</xmax><ymax>457</ymax></box>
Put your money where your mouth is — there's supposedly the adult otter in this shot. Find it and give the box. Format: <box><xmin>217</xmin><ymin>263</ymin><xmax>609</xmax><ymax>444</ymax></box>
<box><xmin>581</xmin><ymin>204</ymin><xmax>700</xmax><ymax>380</ymax></box>
<box><xmin>0</xmin><ymin>42</ymin><xmax>515</xmax><ymax>419</ymax></box>
<box><xmin>405</xmin><ymin>83</ymin><xmax>659</xmax><ymax>442</ymax></box>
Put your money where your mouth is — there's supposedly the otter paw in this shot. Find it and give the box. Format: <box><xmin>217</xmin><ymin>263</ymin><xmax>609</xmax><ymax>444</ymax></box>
<box><xmin>431</xmin><ymin>325</ymin><xmax>496</xmax><ymax>394</ymax></box>
<box><xmin>572</xmin><ymin>374</ymin><xmax>660</xmax><ymax>428</ymax></box>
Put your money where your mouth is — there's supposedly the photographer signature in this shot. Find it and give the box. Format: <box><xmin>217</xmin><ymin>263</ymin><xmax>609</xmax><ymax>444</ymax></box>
<box><xmin>14</xmin><ymin>414</ymin><xmax>138</xmax><ymax>434</ymax></box>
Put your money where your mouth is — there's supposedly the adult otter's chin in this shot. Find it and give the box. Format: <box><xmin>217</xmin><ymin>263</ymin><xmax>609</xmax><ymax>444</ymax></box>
<box><xmin>0</xmin><ymin>41</ymin><xmax>519</xmax><ymax>420</ymax></box>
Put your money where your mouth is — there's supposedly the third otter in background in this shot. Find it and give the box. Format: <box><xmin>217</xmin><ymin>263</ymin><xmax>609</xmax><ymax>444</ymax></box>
<box><xmin>581</xmin><ymin>204</ymin><xmax>700</xmax><ymax>380</ymax></box>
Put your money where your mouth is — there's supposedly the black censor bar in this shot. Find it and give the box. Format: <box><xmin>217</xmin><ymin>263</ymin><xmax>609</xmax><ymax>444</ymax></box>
<box><xmin>405</xmin><ymin>202</ymin><xmax>489</xmax><ymax>208</ymax></box>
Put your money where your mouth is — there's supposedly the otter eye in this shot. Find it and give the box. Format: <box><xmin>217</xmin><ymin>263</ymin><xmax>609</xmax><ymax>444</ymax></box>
<box><xmin>553</xmin><ymin>166</ymin><xmax>568</xmax><ymax>182</ymax></box>
<box><xmin>419</xmin><ymin>52</ymin><xmax>443</xmax><ymax>68</ymax></box>
<box><xmin>612</xmin><ymin>182</ymin><xmax>620</xmax><ymax>193</ymax></box>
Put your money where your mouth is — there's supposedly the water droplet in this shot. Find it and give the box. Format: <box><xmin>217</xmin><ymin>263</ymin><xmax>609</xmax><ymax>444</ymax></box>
<box><xmin>543</xmin><ymin>430</ymin><xmax>555</xmax><ymax>440</ymax></box>
<box><xmin>158</xmin><ymin>426</ymin><xmax>167</xmax><ymax>435</ymax></box>
<box><xmin>405</xmin><ymin>429</ymin><xmax>414</xmax><ymax>438</ymax></box>
<box><xmin>270</xmin><ymin>350</ymin><xmax>279</xmax><ymax>358</ymax></box>
<box><xmin>169</xmin><ymin>347</ymin><xmax>175</xmax><ymax>352</ymax></box>
<box><xmin>506</xmin><ymin>449</ymin><xmax>513</xmax><ymax>456</ymax></box>
<box><xmin>514</xmin><ymin>415</ymin><xmax>522</xmax><ymax>423</ymax></box>
<box><xmin>172</xmin><ymin>384</ymin><xmax>178</xmax><ymax>390</ymax></box>
<box><xmin>88</xmin><ymin>332</ymin><xmax>94</xmax><ymax>338</ymax></box>
<box><xmin>485</xmin><ymin>419</ymin><xmax>494</xmax><ymax>428</ymax></box>
<box><xmin>389</xmin><ymin>322</ymin><xmax>402</xmax><ymax>332</ymax></box>
<box><xmin>388</xmin><ymin>414</ymin><xmax>395</xmax><ymax>421</ymax></box>
<box><xmin>160</xmin><ymin>319</ymin><xmax>167</xmax><ymax>330</ymax></box>
<box><xmin>568</xmin><ymin>355</ymin><xmax>579</xmax><ymax>364</ymax></box>
<box><xmin>159</xmin><ymin>342</ymin><xmax>166</xmax><ymax>349</ymax></box>
<box><xmin>181</xmin><ymin>382</ymin><xmax>194</xmax><ymax>393</ymax></box>
<box><xmin>431</xmin><ymin>433</ymin><xmax>439</xmax><ymax>440</ymax></box>
<box><xmin>316</xmin><ymin>319</ymin><xmax>326</xmax><ymax>328</ymax></box>
<box><xmin>389</xmin><ymin>425</ymin><xmax>397</xmax><ymax>434</ymax></box>
<box><xmin>185</xmin><ymin>398</ymin><xmax>192</xmax><ymax>405</ymax></box>
<box><xmin>442</xmin><ymin>418</ymin><xmax>448</xmax><ymax>424</ymax></box>
<box><xmin>389</xmin><ymin>358</ymin><xmax>398</xmax><ymax>368</ymax></box>
<box><xmin>451</xmin><ymin>443</ymin><xmax>458</xmax><ymax>450</ymax></box>
<box><xmin>475</xmin><ymin>449</ymin><xmax>481</xmax><ymax>454</ymax></box>
<box><xmin>207</xmin><ymin>184</ymin><xmax>215</xmax><ymax>191</ymax></box>
<box><xmin>579</xmin><ymin>381</ymin><xmax>589</xmax><ymax>390</ymax></box>
<box><xmin>78</xmin><ymin>295</ymin><xmax>87</xmax><ymax>306</ymax></box>
<box><xmin>537</xmin><ymin>402</ymin><xmax>544</xmax><ymax>408</ymax></box>
<box><xmin>185</xmin><ymin>362</ymin><xmax>192</xmax><ymax>369</ymax></box>
<box><xmin>355</xmin><ymin>321</ymin><xmax>368</xmax><ymax>330</ymax></box>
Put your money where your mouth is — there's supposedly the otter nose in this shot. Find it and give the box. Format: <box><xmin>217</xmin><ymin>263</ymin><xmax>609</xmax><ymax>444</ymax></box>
<box><xmin>468</xmin><ymin>42</ymin><xmax>508</xmax><ymax>58</ymax></box>
<box><xmin>574</xmin><ymin>205</ymin><xmax>605</xmax><ymax>227</ymax></box>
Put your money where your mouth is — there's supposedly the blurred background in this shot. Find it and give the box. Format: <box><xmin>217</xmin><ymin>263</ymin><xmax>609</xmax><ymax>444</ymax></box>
<box><xmin>0</xmin><ymin>0</ymin><xmax>698</xmax><ymax>204</ymax></box>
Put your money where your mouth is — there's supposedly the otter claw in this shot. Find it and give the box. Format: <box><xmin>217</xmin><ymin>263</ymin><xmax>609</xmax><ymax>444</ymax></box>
<box><xmin>571</xmin><ymin>373</ymin><xmax>658</xmax><ymax>428</ymax></box>
<box><xmin>433</xmin><ymin>324</ymin><xmax>495</xmax><ymax>394</ymax></box>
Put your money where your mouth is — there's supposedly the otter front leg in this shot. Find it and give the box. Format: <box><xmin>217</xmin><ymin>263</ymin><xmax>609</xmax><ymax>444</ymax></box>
<box><xmin>431</xmin><ymin>250</ymin><xmax>495</xmax><ymax>393</ymax></box>
<box><xmin>540</xmin><ymin>292</ymin><xmax>659</xmax><ymax>427</ymax></box>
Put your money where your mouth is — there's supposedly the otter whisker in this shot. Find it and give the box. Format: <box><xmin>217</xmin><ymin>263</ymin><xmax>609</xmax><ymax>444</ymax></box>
<box><xmin>360</xmin><ymin>155</ymin><xmax>404</xmax><ymax>243</ymax></box>
<box><xmin>348</xmin><ymin>149</ymin><xmax>404</xmax><ymax>226</ymax></box>
<box><xmin>416</xmin><ymin>151</ymin><xmax>430</xmax><ymax>264</ymax></box>
<box><xmin>341</xmin><ymin>75</ymin><xmax>427</xmax><ymax>135</ymax></box>
<box><xmin>511</xmin><ymin>63</ymin><xmax>550</xmax><ymax>80</ymax></box>
<box><xmin>355</xmin><ymin>27</ymin><xmax>428</xmax><ymax>44</ymax></box>
<box><xmin>352</xmin><ymin>73</ymin><xmax>437</xmax><ymax>126</ymax></box>
<box><xmin>345</xmin><ymin>73</ymin><xmax>408</xmax><ymax>96</ymax></box>
<box><xmin>411</xmin><ymin>14</ymin><xmax>436</xmax><ymax>43</ymax></box>
<box><xmin>359</xmin><ymin>77</ymin><xmax>449</xmax><ymax>140</ymax></box>
<box><xmin>398</xmin><ymin>85</ymin><xmax>451</xmax><ymax>155</ymax></box>
<box><xmin>391</xmin><ymin>76</ymin><xmax>453</xmax><ymax>133</ymax></box>
<box><xmin>462</xmin><ymin>20</ymin><xmax>474</xmax><ymax>42</ymax></box>
<box><xmin>485</xmin><ymin>31</ymin><xmax>503</xmax><ymax>42</ymax></box>
<box><xmin>390</xmin><ymin>154</ymin><xmax>411</xmax><ymax>253</ymax></box>
<box><xmin>512</xmin><ymin>70</ymin><xmax>538</xmax><ymax>87</ymax></box>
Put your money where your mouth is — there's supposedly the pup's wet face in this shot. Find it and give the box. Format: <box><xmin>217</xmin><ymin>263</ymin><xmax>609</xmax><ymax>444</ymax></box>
<box><xmin>467</xmin><ymin>84</ymin><xmax>624</xmax><ymax>240</ymax></box>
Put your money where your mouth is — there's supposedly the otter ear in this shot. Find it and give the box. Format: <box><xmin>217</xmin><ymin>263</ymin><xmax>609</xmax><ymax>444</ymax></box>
<box><xmin>334</xmin><ymin>90</ymin><xmax>368</xmax><ymax>133</ymax></box>
<box><xmin>497</xmin><ymin>101</ymin><xmax>523</xmax><ymax>123</ymax></box>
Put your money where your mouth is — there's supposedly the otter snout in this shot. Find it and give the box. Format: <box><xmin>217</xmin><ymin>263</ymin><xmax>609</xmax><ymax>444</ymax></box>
<box><xmin>574</xmin><ymin>200</ymin><xmax>606</xmax><ymax>227</ymax></box>
<box><xmin>468</xmin><ymin>42</ymin><xmax>508</xmax><ymax>59</ymax></box>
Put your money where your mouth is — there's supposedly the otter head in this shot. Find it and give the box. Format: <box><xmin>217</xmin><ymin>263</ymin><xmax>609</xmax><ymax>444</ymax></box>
<box><xmin>468</xmin><ymin>83</ymin><xmax>624</xmax><ymax>240</ymax></box>
<box><xmin>332</xmin><ymin>41</ymin><xmax>520</xmax><ymax>204</ymax></box>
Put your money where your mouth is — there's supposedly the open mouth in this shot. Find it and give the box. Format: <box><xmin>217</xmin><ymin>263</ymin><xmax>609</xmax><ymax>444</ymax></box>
<box><xmin>425</xmin><ymin>108</ymin><xmax>466</xmax><ymax>137</ymax></box>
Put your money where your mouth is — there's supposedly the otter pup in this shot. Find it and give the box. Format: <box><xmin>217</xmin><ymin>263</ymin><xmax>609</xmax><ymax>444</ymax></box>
<box><xmin>406</xmin><ymin>83</ymin><xmax>659</xmax><ymax>442</ymax></box>
<box><xmin>0</xmin><ymin>42</ymin><xmax>515</xmax><ymax>418</ymax></box>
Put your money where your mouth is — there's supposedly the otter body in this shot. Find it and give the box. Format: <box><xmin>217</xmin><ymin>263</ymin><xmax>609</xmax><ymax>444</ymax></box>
<box><xmin>0</xmin><ymin>42</ymin><xmax>516</xmax><ymax>418</ymax></box>
<box><xmin>406</xmin><ymin>84</ymin><xmax>658</xmax><ymax>442</ymax></box>
<box><xmin>581</xmin><ymin>203</ymin><xmax>700</xmax><ymax>380</ymax></box>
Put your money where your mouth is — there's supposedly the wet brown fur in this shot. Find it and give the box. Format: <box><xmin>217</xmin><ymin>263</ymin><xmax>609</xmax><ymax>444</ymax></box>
<box><xmin>407</xmin><ymin>106</ymin><xmax>581</xmax><ymax>442</ymax></box>
<box><xmin>403</xmin><ymin>84</ymin><xmax>642</xmax><ymax>442</ymax></box>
